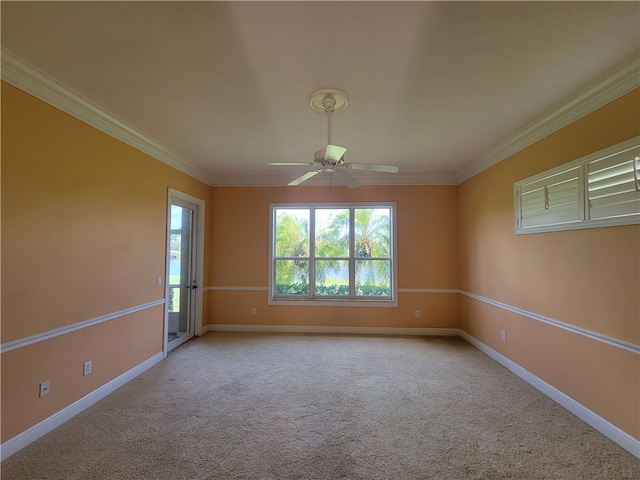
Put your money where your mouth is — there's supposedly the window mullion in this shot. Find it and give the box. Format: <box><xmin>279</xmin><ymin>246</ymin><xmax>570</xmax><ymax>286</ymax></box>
<box><xmin>349</xmin><ymin>207</ymin><xmax>355</xmax><ymax>297</ymax></box>
<box><xmin>309</xmin><ymin>208</ymin><xmax>316</xmax><ymax>297</ymax></box>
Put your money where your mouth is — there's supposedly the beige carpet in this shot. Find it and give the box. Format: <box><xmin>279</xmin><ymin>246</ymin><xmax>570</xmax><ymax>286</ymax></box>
<box><xmin>2</xmin><ymin>333</ymin><xmax>638</xmax><ymax>479</ymax></box>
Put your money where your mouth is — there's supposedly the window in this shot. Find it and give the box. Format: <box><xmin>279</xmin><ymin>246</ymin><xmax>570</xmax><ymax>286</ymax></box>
<box><xmin>517</xmin><ymin>166</ymin><xmax>583</xmax><ymax>230</ymax></box>
<box><xmin>588</xmin><ymin>147</ymin><xmax>640</xmax><ymax>220</ymax></box>
<box><xmin>270</xmin><ymin>203</ymin><xmax>397</xmax><ymax>306</ymax></box>
<box><xmin>514</xmin><ymin>136</ymin><xmax>640</xmax><ymax>234</ymax></box>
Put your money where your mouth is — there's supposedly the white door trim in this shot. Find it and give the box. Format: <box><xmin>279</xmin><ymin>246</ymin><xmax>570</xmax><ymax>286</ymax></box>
<box><xmin>165</xmin><ymin>188</ymin><xmax>205</xmax><ymax>357</ymax></box>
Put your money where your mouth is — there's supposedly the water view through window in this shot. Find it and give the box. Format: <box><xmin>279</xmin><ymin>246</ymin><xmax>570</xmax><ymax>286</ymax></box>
<box><xmin>272</xmin><ymin>205</ymin><xmax>394</xmax><ymax>301</ymax></box>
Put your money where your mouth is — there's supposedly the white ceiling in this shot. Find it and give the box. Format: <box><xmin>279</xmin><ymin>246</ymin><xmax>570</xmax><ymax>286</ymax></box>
<box><xmin>2</xmin><ymin>1</ymin><xmax>639</xmax><ymax>187</ymax></box>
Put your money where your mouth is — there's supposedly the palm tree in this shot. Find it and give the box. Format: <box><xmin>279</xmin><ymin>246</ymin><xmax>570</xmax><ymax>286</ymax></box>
<box><xmin>314</xmin><ymin>209</ymin><xmax>350</xmax><ymax>295</ymax></box>
<box><xmin>316</xmin><ymin>208</ymin><xmax>391</xmax><ymax>296</ymax></box>
<box><xmin>353</xmin><ymin>208</ymin><xmax>391</xmax><ymax>295</ymax></box>
<box><xmin>275</xmin><ymin>207</ymin><xmax>392</xmax><ymax>296</ymax></box>
<box><xmin>274</xmin><ymin>210</ymin><xmax>310</xmax><ymax>293</ymax></box>
<box><xmin>354</xmin><ymin>208</ymin><xmax>390</xmax><ymax>257</ymax></box>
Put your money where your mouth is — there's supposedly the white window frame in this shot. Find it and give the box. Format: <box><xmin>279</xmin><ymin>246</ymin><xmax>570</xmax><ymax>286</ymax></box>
<box><xmin>514</xmin><ymin>136</ymin><xmax>640</xmax><ymax>234</ymax></box>
<box><xmin>269</xmin><ymin>202</ymin><xmax>398</xmax><ymax>307</ymax></box>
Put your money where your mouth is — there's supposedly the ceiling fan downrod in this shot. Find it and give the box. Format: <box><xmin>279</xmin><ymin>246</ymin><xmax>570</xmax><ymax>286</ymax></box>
<box><xmin>323</xmin><ymin>96</ymin><xmax>336</xmax><ymax>145</ymax></box>
<box><xmin>309</xmin><ymin>89</ymin><xmax>348</xmax><ymax>148</ymax></box>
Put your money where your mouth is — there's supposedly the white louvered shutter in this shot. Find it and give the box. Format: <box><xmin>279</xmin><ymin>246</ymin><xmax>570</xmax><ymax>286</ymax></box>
<box><xmin>518</xmin><ymin>166</ymin><xmax>583</xmax><ymax>229</ymax></box>
<box><xmin>588</xmin><ymin>146</ymin><xmax>640</xmax><ymax>220</ymax></box>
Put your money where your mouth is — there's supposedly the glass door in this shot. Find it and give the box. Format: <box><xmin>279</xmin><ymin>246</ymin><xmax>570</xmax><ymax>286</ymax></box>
<box><xmin>167</xmin><ymin>198</ymin><xmax>198</xmax><ymax>351</ymax></box>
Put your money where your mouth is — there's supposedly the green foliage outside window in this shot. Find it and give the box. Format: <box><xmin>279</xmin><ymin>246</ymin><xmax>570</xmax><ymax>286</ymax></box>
<box><xmin>273</xmin><ymin>206</ymin><xmax>392</xmax><ymax>299</ymax></box>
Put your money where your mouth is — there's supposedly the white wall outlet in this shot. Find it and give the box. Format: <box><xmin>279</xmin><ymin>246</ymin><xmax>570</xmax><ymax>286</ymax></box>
<box><xmin>501</xmin><ymin>331</ymin><xmax>507</xmax><ymax>342</ymax></box>
<box><xmin>157</xmin><ymin>276</ymin><xmax>163</xmax><ymax>287</ymax></box>
<box><xmin>83</xmin><ymin>360</ymin><xmax>92</xmax><ymax>376</ymax></box>
<box><xmin>39</xmin><ymin>380</ymin><xmax>51</xmax><ymax>397</ymax></box>
<box><xmin>414</xmin><ymin>310</ymin><xmax>421</xmax><ymax>318</ymax></box>
<box><xmin>251</xmin><ymin>307</ymin><xmax>257</xmax><ymax>316</ymax></box>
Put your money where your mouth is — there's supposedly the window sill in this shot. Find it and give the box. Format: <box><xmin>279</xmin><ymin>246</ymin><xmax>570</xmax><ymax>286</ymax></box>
<box><xmin>269</xmin><ymin>297</ymin><xmax>398</xmax><ymax>308</ymax></box>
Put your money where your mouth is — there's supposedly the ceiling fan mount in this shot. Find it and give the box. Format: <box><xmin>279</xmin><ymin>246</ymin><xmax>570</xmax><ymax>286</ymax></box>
<box><xmin>309</xmin><ymin>88</ymin><xmax>349</xmax><ymax>114</ymax></box>
<box><xmin>267</xmin><ymin>88</ymin><xmax>398</xmax><ymax>188</ymax></box>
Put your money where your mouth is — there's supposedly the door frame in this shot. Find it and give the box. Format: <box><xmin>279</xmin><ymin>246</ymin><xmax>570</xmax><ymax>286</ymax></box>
<box><xmin>164</xmin><ymin>188</ymin><xmax>205</xmax><ymax>358</ymax></box>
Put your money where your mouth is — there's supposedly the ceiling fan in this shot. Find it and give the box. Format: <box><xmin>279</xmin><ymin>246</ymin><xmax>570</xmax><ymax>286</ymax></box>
<box><xmin>267</xmin><ymin>88</ymin><xmax>399</xmax><ymax>188</ymax></box>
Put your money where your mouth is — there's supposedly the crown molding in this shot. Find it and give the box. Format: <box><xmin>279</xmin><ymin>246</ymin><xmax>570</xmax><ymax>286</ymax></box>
<box><xmin>0</xmin><ymin>48</ymin><xmax>215</xmax><ymax>185</ymax></box>
<box><xmin>3</xmin><ymin>47</ymin><xmax>637</xmax><ymax>188</ymax></box>
<box><xmin>456</xmin><ymin>56</ymin><xmax>640</xmax><ymax>184</ymax></box>
<box><xmin>2</xmin><ymin>47</ymin><xmax>449</xmax><ymax>188</ymax></box>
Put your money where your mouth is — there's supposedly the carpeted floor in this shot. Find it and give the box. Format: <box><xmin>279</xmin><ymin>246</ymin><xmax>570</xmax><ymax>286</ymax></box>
<box><xmin>2</xmin><ymin>333</ymin><xmax>638</xmax><ymax>479</ymax></box>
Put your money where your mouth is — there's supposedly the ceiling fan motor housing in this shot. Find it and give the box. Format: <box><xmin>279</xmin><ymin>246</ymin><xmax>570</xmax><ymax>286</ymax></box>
<box><xmin>314</xmin><ymin>149</ymin><xmax>327</xmax><ymax>162</ymax></box>
<box><xmin>323</xmin><ymin>97</ymin><xmax>336</xmax><ymax>112</ymax></box>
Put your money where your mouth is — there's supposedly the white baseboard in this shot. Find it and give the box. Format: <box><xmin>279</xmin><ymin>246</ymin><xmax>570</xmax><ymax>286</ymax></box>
<box><xmin>458</xmin><ymin>331</ymin><xmax>640</xmax><ymax>459</ymax></box>
<box><xmin>205</xmin><ymin>324</ymin><xmax>459</xmax><ymax>337</ymax></box>
<box><xmin>4</xmin><ymin>331</ymin><xmax>638</xmax><ymax>461</ymax></box>
<box><xmin>1</xmin><ymin>351</ymin><xmax>164</xmax><ymax>461</ymax></box>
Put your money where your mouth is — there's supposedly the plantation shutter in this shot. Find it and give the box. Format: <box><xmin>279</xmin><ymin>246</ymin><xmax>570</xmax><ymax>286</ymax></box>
<box><xmin>518</xmin><ymin>166</ymin><xmax>582</xmax><ymax>229</ymax></box>
<box><xmin>587</xmin><ymin>146</ymin><xmax>640</xmax><ymax>220</ymax></box>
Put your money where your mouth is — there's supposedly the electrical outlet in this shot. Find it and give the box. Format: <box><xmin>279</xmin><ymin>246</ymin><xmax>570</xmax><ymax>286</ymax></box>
<box><xmin>157</xmin><ymin>276</ymin><xmax>163</xmax><ymax>287</ymax></box>
<box><xmin>39</xmin><ymin>380</ymin><xmax>51</xmax><ymax>398</ymax></box>
<box><xmin>501</xmin><ymin>331</ymin><xmax>507</xmax><ymax>342</ymax></box>
<box><xmin>251</xmin><ymin>307</ymin><xmax>257</xmax><ymax>316</ymax></box>
<box><xmin>83</xmin><ymin>360</ymin><xmax>92</xmax><ymax>376</ymax></box>
<box><xmin>414</xmin><ymin>310</ymin><xmax>421</xmax><ymax>318</ymax></box>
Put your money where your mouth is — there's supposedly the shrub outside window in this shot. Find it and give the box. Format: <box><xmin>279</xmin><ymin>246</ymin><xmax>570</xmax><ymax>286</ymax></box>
<box><xmin>270</xmin><ymin>203</ymin><xmax>397</xmax><ymax>306</ymax></box>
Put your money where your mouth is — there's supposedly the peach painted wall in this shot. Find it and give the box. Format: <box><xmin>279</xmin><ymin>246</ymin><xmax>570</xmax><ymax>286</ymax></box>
<box><xmin>1</xmin><ymin>82</ymin><xmax>211</xmax><ymax>442</ymax></box>
<box><xmin>457</xmin><ymin>89</ymin><xmax>640</xmax><ymax>439</ymax></box>
<box><xmin>3</xmin><ymin>74</ymin><xmax>638</xmax><ymax>451</ymax></box>
<box><xmin>207</xmin><ymin>185</ymin><xmax>459</xmax><ymax>328</ymax></box>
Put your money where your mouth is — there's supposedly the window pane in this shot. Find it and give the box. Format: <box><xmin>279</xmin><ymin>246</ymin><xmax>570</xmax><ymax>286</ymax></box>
<box><xmin>355</xmin><ymin>208</ymin><xmax>391</xmax><ymax>258</ymax></box>
<box><xmin>315</xmin><ymin>208</ymin><xmax>350</xmax><ymax>258</ymax></box>
<box><xmin>356</xmin><ymin>260</ymin><xmax>391</xmax><ymax>296</ymax></box>
<box><xmin>275</xmin><ymin>209</ymin><xmax>309</xmax><ymax>257</ymax></box>
<box><xmin>271</xmin><ymin>203</ymin><xmax>395</xmax><ymax>303</ymax></box>
<box><xmin>315</xmin><ymin>259</ymin><xmax>349</xmax><ymax>296</ymax></box>
<box><xmin>275</xmin><ymin>259</ymin><xmax>309</xmax><ymax>295</ymax></box>
<box><xmin>168</xmin><ymin>286</ymin><xmax>181</xmax><ymax>312</ymax></box>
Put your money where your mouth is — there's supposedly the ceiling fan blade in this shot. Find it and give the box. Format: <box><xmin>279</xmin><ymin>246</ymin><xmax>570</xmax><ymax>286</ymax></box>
<box><xmin>325</xmin><ymin>144</ymin><xmax>347</xmax><ymax>162</ymax></box>
<box><xmin>267</xmin><ymin>162</ymin><xmax>313</xmax><ymax>166</ymax></box>
<box><xmin>333</xmin><ymin>169</ymin><xmax>360</xmax><ymax>188</ymax></box>
<box><xmin>288</xmin><ymin>170</ymin><xmax>320</xmax><ymax>186</ymax></box>
<box><xmin>348</xmin><ymin>163</ymin><xmax>399</xmax><ymax>173</ymax></box>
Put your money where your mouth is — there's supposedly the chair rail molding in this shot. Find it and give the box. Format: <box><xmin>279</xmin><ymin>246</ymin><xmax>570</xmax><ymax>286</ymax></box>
<box><xmin>0</xmin><ymin>299</ymin><xmax>166</xmax><ymax>353</ymax></box>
